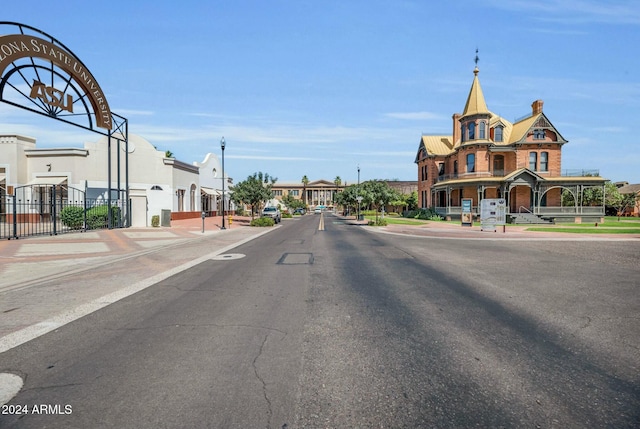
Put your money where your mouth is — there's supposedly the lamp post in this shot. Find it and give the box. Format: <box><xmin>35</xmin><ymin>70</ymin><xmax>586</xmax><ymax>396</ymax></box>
<box><xmin>220</xmin><ymin>136</ymin><xmax>226</xmax><ymax>230</ymax></box>
<box><xmin>357</xmin><ymin>165</ymin><xmax>361</xmax><ymax>221</ymax></box>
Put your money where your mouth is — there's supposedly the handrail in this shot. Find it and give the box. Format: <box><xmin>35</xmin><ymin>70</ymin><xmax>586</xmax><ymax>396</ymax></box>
<box><xmin>518</xmin><ymin>206</ymin><xmax>532</xmax><ymax>214</ymax></box>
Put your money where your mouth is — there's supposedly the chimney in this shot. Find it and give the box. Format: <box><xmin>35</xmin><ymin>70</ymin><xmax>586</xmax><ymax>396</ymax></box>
<box><xmin>452</xmin><ymin>113</ymin><xmax>461</xmax><ymax>143</ymax></box>
<box><xmin>532</xmin><ymin>99</ymin><xmax>544</xmax><ymax>115</ymax></box>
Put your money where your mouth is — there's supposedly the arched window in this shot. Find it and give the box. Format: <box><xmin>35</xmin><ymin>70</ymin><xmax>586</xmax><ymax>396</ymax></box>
<box><xmin>466</xmin><ymin>153</ymin><xmax>475</xmax><ymax>173</ymax></box>
<box><xmin>494</xmin><ymin>126</ymin><xmax>503</xmax><ymax>142</ymax></box>
<box><xmin>479</xmin><ymin>121</ymin><xmax>486</xmax><ymax>139</ymax></box>
<box><xmin>461</xmin><ymin>124</ymin><xmax>466</xmax><ymax>142</ymax></box>
<box><xmin>540</xmin><ymin>152</ymin><xmax>549</xmax><ymax>171</ymax></box>
<box><xmin>468</xmin><ymin>122</ymin><xmax>475</xmax><ymax>140</ymax></box>
<box><xmin>529</xmin><ymin>152</ymin><xmax>538</xmax><ymax>170</ymax></box>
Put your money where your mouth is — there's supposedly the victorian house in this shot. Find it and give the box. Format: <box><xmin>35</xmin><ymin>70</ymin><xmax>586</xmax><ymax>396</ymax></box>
<box><xmin>415</xmin><ymin>66</ymin><xmax>606</xmax><ymax>223</ymax></box>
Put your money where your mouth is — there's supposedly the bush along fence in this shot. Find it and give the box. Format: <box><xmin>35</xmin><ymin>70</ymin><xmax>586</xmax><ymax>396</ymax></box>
<box><xmin>1</xmin><ymin>184</ymin><xmax>126</xmax><ymax>239</ymax></box>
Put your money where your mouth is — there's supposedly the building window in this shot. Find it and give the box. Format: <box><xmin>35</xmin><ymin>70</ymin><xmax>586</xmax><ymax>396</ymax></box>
<box><xmin>466</xmin><ymin>153</ymin><xmax>475</xmax><ymax>173</ymax></box>
<box><xmin>540</xmin><ymin>152</ymin><xmax>548</xmax><ymax>172</ymax></box>
<box><xmin>468</xmin><ymin>122</ymin><xmax>475</xmax><ymax>140</ymax></box>
<box><xmin>479</xmin><ymin>121</ymin><xmax>486</xmax><ymax>139</ymax></box>
<box><xmin>289</xmin><ymin>189</ymin><xmax>299</xmax><ymax>196</ymax></box>
<box><xmin>453</xmin><ymin>160</ymin><xmax>458</xmax><ymax>176</ymax></box>
<box><xmin>461</xmin><ymin>124</ymin><xmax>465</xmax><ymax>142</ymax></box>
<box><xmin>534</xmin><ymin>129</ymin><xmax>545</xmax><ymax>139</ymax></box>
<box><xmin>273</xmin><ymin>189</ymin><xmax>283</xmax><ymax>197</ymax></box>
<box><xmin>493</xmin><ymin>155</ymin><xmax>504</xmax><ymax>176</ymax></box>
<box><xmin>494</xmin><ymin>126</ymin><xmax>503</xmax><ymax>142</ymax></box>
<box><xmin>438</xmin><ymin>163</ymin><xmax>445</xmax><ymax>176</ymax></box>
<box><xmin>529</xmin><ymin>152</ymin><xmax>538</xmax><ymax>170</ymax></box>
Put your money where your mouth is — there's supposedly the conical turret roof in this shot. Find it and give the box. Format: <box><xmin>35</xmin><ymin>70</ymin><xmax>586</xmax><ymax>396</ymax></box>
<box><xmin>461</xmin><ymin>67</ymin><xmax>489</xmax><ymax>117</ymax></box>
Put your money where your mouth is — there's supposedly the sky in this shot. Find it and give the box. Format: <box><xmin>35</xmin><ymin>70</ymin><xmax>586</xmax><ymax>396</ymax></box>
<box><xmin>1</xmin><ymin>0</ymin><xmax>639</xmax><ymax>185</ymax></box>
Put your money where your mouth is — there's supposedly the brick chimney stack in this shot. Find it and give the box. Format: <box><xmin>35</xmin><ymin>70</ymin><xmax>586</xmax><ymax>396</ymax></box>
<box><xmin>532</xmin><ymin>99</ymin><xmax>544</xmax><ymax>115</ymax></box>
<box><xmin>452</xmin><ymin>113</ymin><xmax>461</xmax><ymax>143</ymax></box>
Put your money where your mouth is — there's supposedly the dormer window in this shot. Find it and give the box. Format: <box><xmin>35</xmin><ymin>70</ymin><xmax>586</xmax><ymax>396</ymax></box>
<box><xmin>534</xmin><ymin>129</ymin><xmax>545</xmax><ymax>140</ymax></box>
<box><xmin>494</xmin><ymin>126</ymin><xmax>503</xmax><ymax>142</ymax></box>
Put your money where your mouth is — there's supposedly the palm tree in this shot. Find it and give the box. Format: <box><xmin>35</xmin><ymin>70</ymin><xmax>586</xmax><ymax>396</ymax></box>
<box><xmin>333</xmin><ymin>176</ymin><xmax>342</xmax><ymax>207</ymax></box>
<box><xmin>302</xmin><ymin>175</ymin><xmax>309</xmax><ymax>207</ymax></box>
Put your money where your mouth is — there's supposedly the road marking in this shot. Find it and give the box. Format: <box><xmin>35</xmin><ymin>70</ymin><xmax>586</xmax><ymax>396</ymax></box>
<box><xmin>0</xmin><ymin>373</ymin><xmax>23</xmax><ymax>405</ymax></box>
<box><xmin>318</xmin><ymin>212</ymin><xmax>325</xmax><ymax>231</ymax></box>
<box><xmin>0</xmin><ymin>228</ymin><xmax>275</xmax><ymax>354</ymax></box>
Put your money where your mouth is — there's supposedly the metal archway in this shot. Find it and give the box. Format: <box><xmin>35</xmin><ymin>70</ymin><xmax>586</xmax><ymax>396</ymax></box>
<box><xmin>0</xmin><ymin>22</ymin><xmax>129</xmax><ymax>236</ymax></box>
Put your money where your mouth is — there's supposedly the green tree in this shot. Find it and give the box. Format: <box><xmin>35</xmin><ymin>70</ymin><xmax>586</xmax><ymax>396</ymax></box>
<box><xmin>361</xmin><ymin>180</ymin><xmax>399</xmax><ymax>212</ymax></box>
<box><xmin>230</xmin><ymin>172</ymin><xmax>277</xmax><ymax>219</ymax></box>
<box><xmin>333</xmin><ymin>176</ymin><xmax>342</xmax><ymax>205</ymax></box>
<box><xmin>605</xmin><ymin>182</ymin><xmax>638</xmax><ymax>219</ymax></box>
<box><xmin>282</xmin><ymin>194</ymin><xmax>306</xmax><ymax>211</ymax></box>
<box><xmin>336</xmin><ymin>184</ymin><xmax>359</xmax><ymax>214</ymax></box>
<box><xmin>406</xmin><ymin>191</ymin><xmax>419</xmax><ymax>211</ymax></box>
<box><xmin>301</xmin><ymin>175</ymin><xmax>309</xmax><ymax>206</ymax></box>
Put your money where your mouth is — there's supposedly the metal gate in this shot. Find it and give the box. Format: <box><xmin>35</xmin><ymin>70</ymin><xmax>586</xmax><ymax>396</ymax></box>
<box><xmin>1</xmin><ymin>184</ymin><xmax>126</xmax><ymax>240</ymax></box>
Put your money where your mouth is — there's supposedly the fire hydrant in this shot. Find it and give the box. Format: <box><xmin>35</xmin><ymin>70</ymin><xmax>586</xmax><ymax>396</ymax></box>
<box><xmin>228</xmin><ymin>214</ymin><xmax>232</xmax><ymax>226</ymax></box>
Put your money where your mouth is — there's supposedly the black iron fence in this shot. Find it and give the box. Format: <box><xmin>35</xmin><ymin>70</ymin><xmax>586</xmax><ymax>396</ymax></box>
<box><xmin>1</xmin><ymin>184</ymin><xmax>126</xmax><ymax>240</ymax></box>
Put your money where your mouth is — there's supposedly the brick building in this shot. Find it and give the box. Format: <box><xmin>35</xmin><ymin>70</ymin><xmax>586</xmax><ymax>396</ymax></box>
<box><xmin>415</xmin><ymin>66</ymin><xmax>606</xmax><ymax>223</ymax></box>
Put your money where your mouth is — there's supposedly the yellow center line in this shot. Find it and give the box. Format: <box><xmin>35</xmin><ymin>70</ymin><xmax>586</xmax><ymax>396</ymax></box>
<box><xmin>318</xmin><ymin>212</ymin><xmax>325</xmax><ymax>231</ymax></box>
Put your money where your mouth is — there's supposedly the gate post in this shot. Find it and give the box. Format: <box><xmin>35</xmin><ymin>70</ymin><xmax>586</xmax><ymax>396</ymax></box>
<box><xmin>12</xmin><ymin>194</ymin><xmax>17</xmax><ymax>240</ymax></box>
<box><xmin>52</xmin><ymin>185</ymin><xmax>57</xmax><ymax>235</ymax></box>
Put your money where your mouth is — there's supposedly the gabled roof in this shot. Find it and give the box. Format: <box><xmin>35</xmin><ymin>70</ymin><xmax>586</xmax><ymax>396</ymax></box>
<box><xmin>619</xmin><ymin>184</ymin><xmax>640</xmax><ymax>194</ymax></box>
<box><xmin>461</xmin><ymin>68</ymin><xmax>490</xmax><ymax>118</ymax></box>
<box><xmin>509</xmin><ymin>112</ymin><xmax>567</xmax><ymax>144</ymax></box>
<box><xmin>419</xmin><ymin>135</ymin><xmax>454</xmax><ymax>157</ymax></box>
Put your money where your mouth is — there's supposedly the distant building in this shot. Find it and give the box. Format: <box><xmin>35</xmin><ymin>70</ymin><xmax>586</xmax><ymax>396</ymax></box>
<box><xmin>271</xmin><ymin>179</ymin><xmax>345</xmax><ymax>209</ymax></box>
<box><xmin>618</xmin><ymin>184</ymin><xmax>640</xmax><ymax>217</ymax></box>
<box><xmin>0</xmin><ymin>134</ymin><xmax>230</xmax><ymax>229</ymax></box>
<box><xmin>415</xmin><ymin>66</ymin><xmax>606</xmax><ymax>223</ymax></box>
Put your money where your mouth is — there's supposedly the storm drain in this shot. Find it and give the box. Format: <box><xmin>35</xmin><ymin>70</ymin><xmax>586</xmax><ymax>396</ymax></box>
<box><xmin>277</xmin><ymin>252</ymin><xmax>314</xmax><ymax>265</ymax></box>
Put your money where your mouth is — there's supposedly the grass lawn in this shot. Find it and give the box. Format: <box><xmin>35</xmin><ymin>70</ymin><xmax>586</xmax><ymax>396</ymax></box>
<box><xmin>362</xmin><ymin>214</ymin><xmax>640</xmax><ymax>234</ymax></box>
<box><xmin>363</xmin><ymin>215</ymin><xmax>430</xmax><ymax>225</ymax></box>
<box><xmin>527</xmin><ymin>216</ymin><xmax>640</xmax><ymax>234</ymax></box>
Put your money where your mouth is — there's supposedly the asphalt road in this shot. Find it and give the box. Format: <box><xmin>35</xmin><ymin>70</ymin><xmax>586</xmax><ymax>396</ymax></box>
<box><xmin>1</xmin><ymin>213</ymin><xmax>638</xmax><ymax>428</ymax></box>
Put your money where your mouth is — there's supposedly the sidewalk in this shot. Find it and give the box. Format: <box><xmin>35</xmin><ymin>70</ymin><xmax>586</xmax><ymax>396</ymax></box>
<box><xmin>0</xmin><ymin>215</ymin><xmax>270</xmax><ymax>352</ymax></box>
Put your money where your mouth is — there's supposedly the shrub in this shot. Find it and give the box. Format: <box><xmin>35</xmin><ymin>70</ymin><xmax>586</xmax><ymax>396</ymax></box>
<box><xmin>282</xmin><ymin>213</ymin><xmax>293</xmax><ymax>219</ymax></box>
<box><xmin>404</xmin><ymin>208</ymin><xmax>443</xmax><ymax>221</ymax></box>
<box><xmin>60</xmin><ymin>206</ymin><xmax>85</xmax><ymax>229</ymax></box>
<box><xmin>86</xmin><ymin>205</ymin><xmax>121</xmax><ymax>229</ymax></box>
<box><xmin>250</xmin><ymin>217</ymin><xmax>275</xmax><ymax>227</ymax></box>
<box><xmin>368</xmin><ymin>218</ymin><xmax>388</xmax><ymax>226</ymax></box>
<box><xmin>151</xmin><ymin>215</ymin><xmax>160</xmax><ymax>227</ymax></box>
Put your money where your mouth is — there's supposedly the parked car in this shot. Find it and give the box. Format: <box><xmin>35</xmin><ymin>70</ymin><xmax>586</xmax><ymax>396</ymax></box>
<box><xmin>293</xmin><ymin>208</ymin><xmax>306</xmax><ymax>215</ymax></box>
<box><xmin>261</xmin><ymin>206</ymin><xmax>281</xmax><ymax>223</ymax></box>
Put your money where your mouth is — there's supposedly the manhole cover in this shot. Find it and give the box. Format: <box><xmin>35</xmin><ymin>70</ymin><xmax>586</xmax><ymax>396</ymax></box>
<box><xmin>277</xmin><ymin>253</ymin><xmax>314</xmax><ymax>265</ymax></box>
<box><xmin>211</xmin><ymin>253</ymin><xmax>245</xmax><ymax>261</ymax></box>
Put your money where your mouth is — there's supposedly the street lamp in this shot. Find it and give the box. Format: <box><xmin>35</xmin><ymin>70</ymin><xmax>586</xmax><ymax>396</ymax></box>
<box><xmin>357</xmin><ymin>165</ymin><xmax>361</xmax><ymax>221</ymax></box>
<box><xmin>220</xmin><ymin>136</ymin><xmax>226</xmax><ymax>230</ymax></box>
